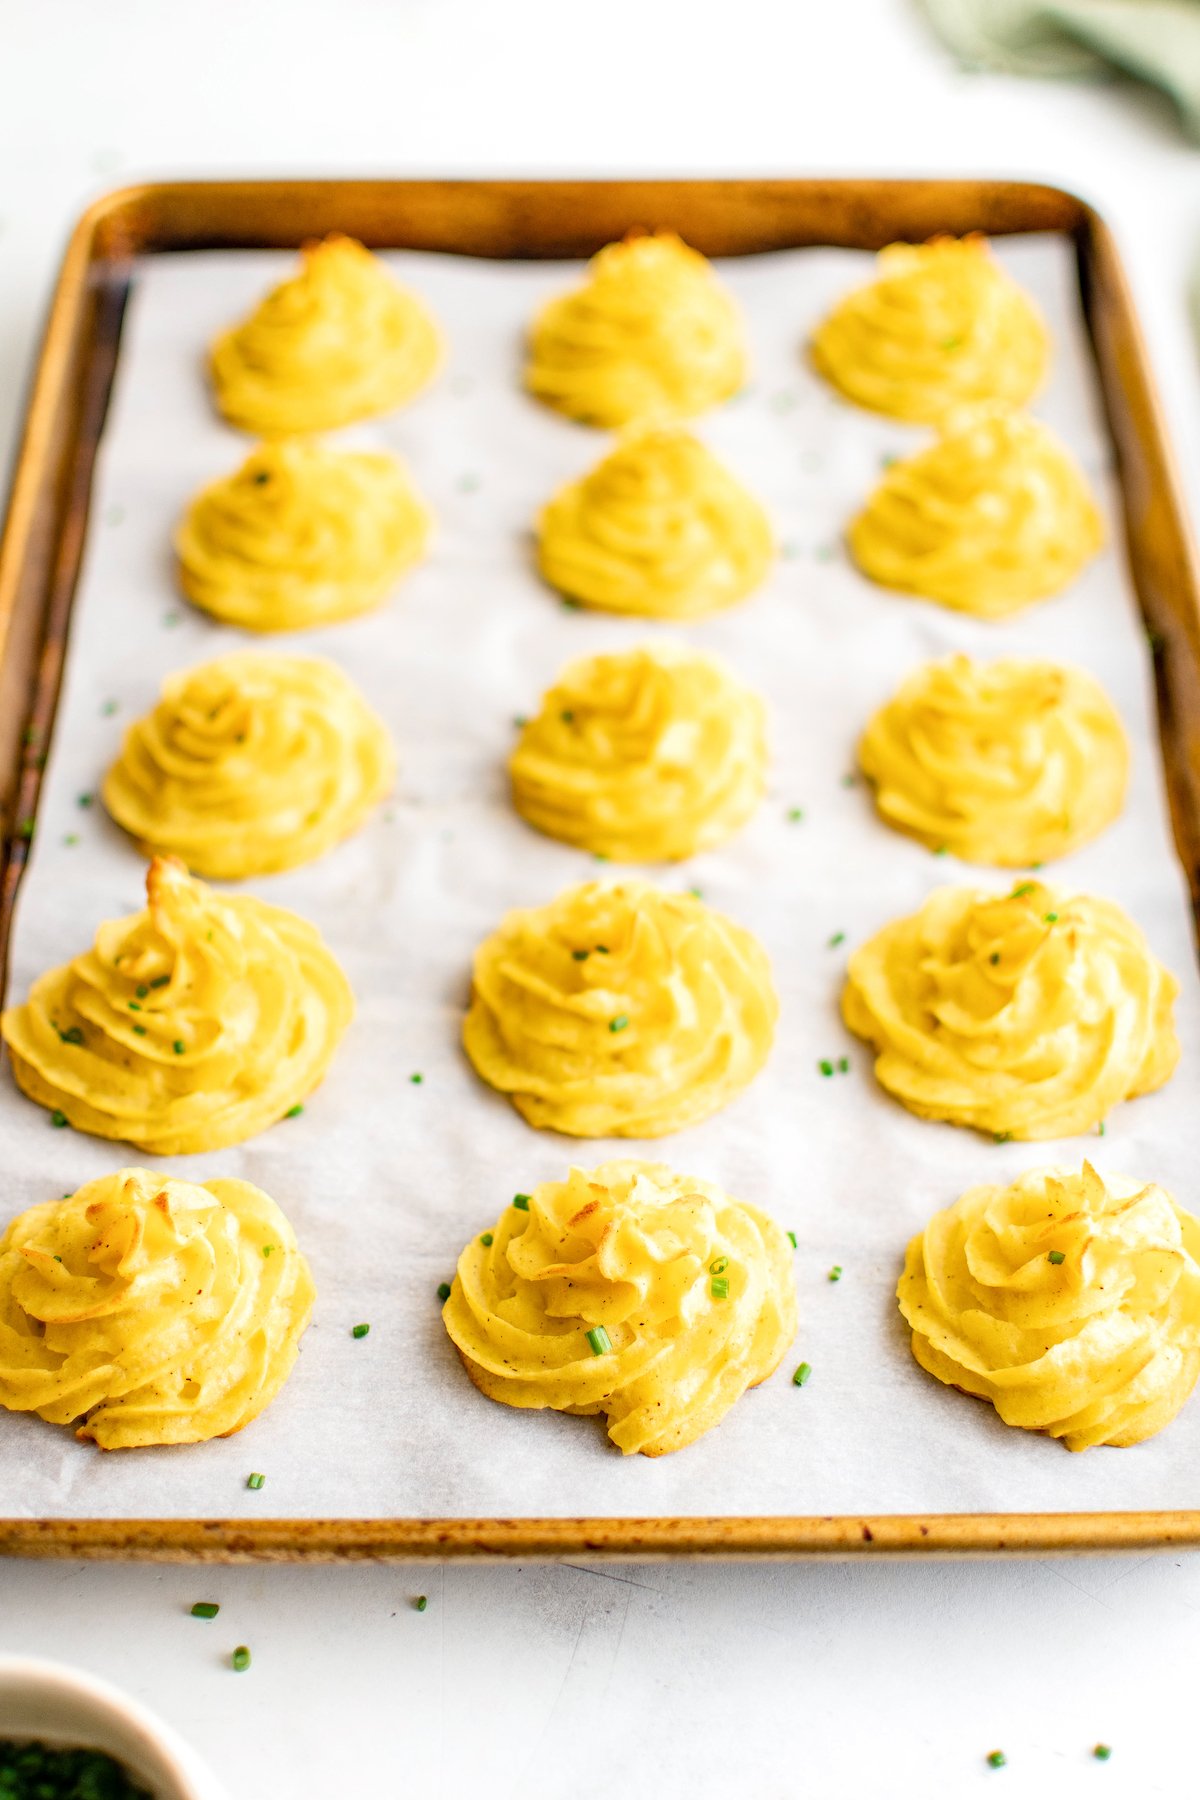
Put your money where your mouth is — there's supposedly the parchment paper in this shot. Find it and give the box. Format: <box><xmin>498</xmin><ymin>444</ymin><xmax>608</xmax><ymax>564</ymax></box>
<box><xmin>3</xmin><ymin>237</ymin><xmax>1198</xmax><ymax>1522</ymax></box>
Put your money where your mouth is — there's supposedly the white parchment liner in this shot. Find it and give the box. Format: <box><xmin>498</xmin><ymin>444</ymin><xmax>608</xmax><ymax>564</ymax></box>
<box><xmin>3</xmin><ymin>237</ymin><xmax>1198</xmax><ymax>1521</ymax></box>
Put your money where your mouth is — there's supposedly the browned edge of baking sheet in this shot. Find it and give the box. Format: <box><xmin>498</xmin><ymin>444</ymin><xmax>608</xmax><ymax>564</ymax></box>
<box><xmin>1</xmin><ymin>178</ymin><xmax>1198</xmax><ymax>1561</ymax></box>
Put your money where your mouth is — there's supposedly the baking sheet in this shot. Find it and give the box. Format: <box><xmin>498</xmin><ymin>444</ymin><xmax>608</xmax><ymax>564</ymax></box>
<box><xmin>3</xmin><ymin>236</ymin><xmax>1199</xmax><ymax>1522</ymax></box>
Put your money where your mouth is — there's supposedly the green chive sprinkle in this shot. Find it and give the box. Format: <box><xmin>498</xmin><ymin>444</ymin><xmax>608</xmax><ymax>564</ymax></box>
<box><xmin>480</xmin><ymin>1232</ymin><xmax>493</xmax><ymax>1247</ymax></box>
<box><xmin>415</xmin><ymin>1595</ymin><xmax>428</xmax><ymax>1612</ymax></box>
<box><xmin>132</xmin><ymin>1024</ymin><xmax>146</xmax><ymax>1036</ymax></box>
<box><xmin>786</xmin><ymin>1231</ymin><xmax>797</xmax><ymax>1250</ymax></box>
<box><xmin>437</xmin><ymin>1282</ymin><xmax>452</xmax><ymax>1302</ymax></box>
<box><xmin>1093</xmin><ymin>1745</ymin><xmax>1112</xmax><ymax>1761</ymax></box>
<box><xmin>1012</xmin><ymin>882</ymin><xmax>1035</xmax><ymax>898</ymax></box>
<box><xmin>247</xmin><ymin>1472</ymin><xmax>265</xmax><ymax>1490</ymax></box>
<box><xmin>513</xmin><ymin>715</ymin><xmax>527</xmax><ymax>729</ymax></box>
<box><xmin>63</xmin><ymin>833</ymin><xmax>80</xmax><ymax>846</ymax></box>
<box><xmin>595</xmin><ymin>944</ymin><xmax>609</xmax><ymax>955</ymax></box>
<box><xmin>1048</xmin><ymin>1250</ymin><xmax>1066</xmax><ymax>1265</ymax></box>
<box><xmin>78</xmin><ymin>792</ymin><xmax>94</xmax><ymax>809</ymax></box>
<box><xmin>586</xmin><ymin>1325</ymin><xmax>612</xmax><ymax>1356</ymax></box>
<box><xmin>352</xmin><ymin>1322</ymin><xmax>371</xmax><ymax>1338</ymax></box>
<box><xmin>128</xmin><ymin>1001</ymin><xmax>141</xmax><ymax>1011</ymax></box>
<box><xmin>986</xmin><ymin>1751</ymin><xmax>1006</xmax><ymax>1769</ymax></box>
<box><xmin>818</xmin><ymin>1059</ymin><xmax>834</xmax><ymax>1077</ymax></box>
<box><xmin>710</xmin><ymin>1256</ymin><xmax>729</xmax><ymax>1275</ymax></box>
<box><xmin>231</xmin><ymin>1646</ymin><xmax>251</xmax><ymax>1673</ymax></box>
<box><xmin>572</xmin><ymin>949</ymin><xmax>590</xmax><ymax>961</ymax></box>
<box><xmin>560</xmin><ymin>709</ymin><xmax>575</xmax><ymax>723</ymax></box>
<box><xmin>50</xmin><ymin>1110</ymin><xmax>68</xmax><ymax>1129</ymax></box>
<box><xmin>284</xmin><ymin>1103</ymin><xmax>304</xmax><ymax>1118</ymax></box>
<box><xmin>990</xmin><ymin>952</ymin><xmax>1000</xmax><ymax>965</ymax></box>
<box><xmin>1098</xmin><ymin>1121</ymin><xmax>1106</xmax><ymax>1136</ymax></box>
<box><xmin>16</xmin><ymin>818</ymin><xmax>34</xmax><ymax>841</ymax></box>
<box><xmin>101</xmin><ymin>700</ymin><xmax>118</xmax><ymax>717</ymax></box>
<box><xmin>609</xmin><ymin>1014</ymin><xmax>629</xmax><ymax>1033</ymax></box>
<box><xmin>841</xmin><ymin>773</ymin><xmax>857</xmax><ymax>788</ymax></box>
<box><xmin>513</xmin><ymin>1193</ymin><xmax>531</xmax><ymax>1211</ymax></box>
<box><xmin>191</xmin><ymin>1602</ymin><xmax>220</xmax><ymax>1620</ymax></box>
<box><xmin>837</xmin><ymin>1056</ymin><xmax>850</xmax><ymax>1074</ymax></box>
<box><xmin>993</xmin><ymin>1131</ymin><xmax>1011</xmax><ymax>1144</ymax></box>
<box><xmin>711</xmin><ymin>1276</ymin><xmax>730</xmax><ymax>1300</ymax></box>
<box><xmin>829</xmin><ymin>1265</ymin><xmax>842</xmax><ymax>1282</ymax></box>
<box><xmin>828</xmin><ymin>931</ymin><xmax>845</xmax><ymax>948</ymax></box>
<box><xmin>262</xmin><ymin>1245</ymin><xmax>274</xmax><ymax>1258</ymax></box>
<box><xmin>173</xmin><ymin>1040</ymin><xmax>185</xmax><ymax>1055</ymax></box>
<box><xmin>136</xmin><ymin>983</ymin><xmax>149</xmax><ymax>999</ymax></box>
<box><xmin>58</xmin><ymin>1026</ymin><xmax>84</xmax><ymax>1046</ymax></box>
<box><xmin>150</xmin><ymin>974</ymin><xmax>169</xmax><ymax>988</ymax></box>
<box><xmin>410</xmin><ymin>1072</ymin><xmax>423</xmax><ymax>1084</ymax></box>
<box><xmin>933</xmin><ymin>844</ymin><xmax>948</xmax><ymax>856</ymax></box>
<box><xmin>1044</xmin><ymin>912</ymin><xmax>1059</xmax><ymax>924</ymax></box>
<box><xmin>792</xmin><ymin>1362</ymin><xmax>812</xmax><ymax>1387</ymax></box>
<box><xmin>788</xmin><ymin>807</ymin><xmax>804</xmax><ymax>822</ymax></box>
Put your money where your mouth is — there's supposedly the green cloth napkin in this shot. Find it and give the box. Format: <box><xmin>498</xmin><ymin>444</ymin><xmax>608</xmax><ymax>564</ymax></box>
<box><xmin>917</xmin><ymin>0</ymin><xmax>1200</xmax><ymax>138</ymax></box>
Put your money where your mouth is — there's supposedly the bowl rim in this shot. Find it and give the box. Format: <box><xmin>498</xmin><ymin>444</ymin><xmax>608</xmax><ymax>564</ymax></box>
<box><xmin>0</xmin><ymin>1655</ymin><xmax>227</xmax><ymax>1800</ymax></box>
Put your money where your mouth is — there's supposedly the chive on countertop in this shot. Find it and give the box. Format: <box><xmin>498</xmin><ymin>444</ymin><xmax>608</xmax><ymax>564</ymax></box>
<box><xmin>0</xmin><ymin>1740</ymin><xmax>152</xmax><ymax>1799</ymax></box>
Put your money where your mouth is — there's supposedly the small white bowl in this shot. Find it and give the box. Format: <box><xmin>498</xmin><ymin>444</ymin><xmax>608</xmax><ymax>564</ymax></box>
<box><xmin>0</xmin><ymin>1657</ymin><xmax>228</xmax><ymax>1800</ymax></box>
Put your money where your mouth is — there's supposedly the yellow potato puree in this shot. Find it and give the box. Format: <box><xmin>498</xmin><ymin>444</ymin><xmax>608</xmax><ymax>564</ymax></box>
<box><xmin>526</xmin><ymin>232</ymin><xmax>747</xmax><ymax>426</ymax></box>
<box><xmin>811</xmin><ymin>236</ymin><xmax>1048</xmax><ymax>422</ymax></box>
<box><xmin>102</xmin><ymin>653</ymin><xmax>395</xmax><ymax>880</ymax></box>
<box><xmin>210</xmin><ymin>234</ymin><xmax>441</xmax><ymax>434</ymax></box>
<box><xmin>848</xmin><ymin>409</ymin><xmax>1103</xmax><ymax>616</ymax></box>
<box><xmin>899</xmin><ymin>1162</ymin><xmax>1200</xmax><ymax>1451</ymax></box>
<box><xmin>537</xmin><ymin>427</ymin><xmax>773</xmax><ymax>618</ymax></box>
<box><xmin>176</xmin><ymin>439</ymin><xmax>431</xmax><ymax>632</ymax></box>
<box><xmin>463</xmin><ymin>881</ymin><xmax>777</xmax><ymax>1138</ymax></box>
<box><xmin>842</xmin><ymin>881</ymin><xmax>1178</xmax><ymax>1140</ymax></box>
<box><xmin>1</xmin><ymin>856</ymin><xmax>353</xmax><ymax>1155</ymax></box>
<box><xmin>510</xmin><ymin>643</ymin><xmax>767</xmax><ymax>861</ymax></box>
<box><xmin>443</xmin><ymin>1159</ymin><xmax>797</xmax><ymax>1456</ymax></box>
<box><xmin>858</xmin><ymin>654</ymin><xmax>1128</xmax><ymax>866</ymax></box>
<box><xmin>0</xmin><ymin>1168</ymin><xmax>314</xmax><ymax>1450</ymax></box>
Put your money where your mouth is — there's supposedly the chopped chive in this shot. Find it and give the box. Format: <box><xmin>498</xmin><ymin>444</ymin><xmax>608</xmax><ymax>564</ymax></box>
<box><xmin>57</xmin><ymin>1026</ymin><xmax>84</xmax><ymax>1046</ymax></box>
<box><xmin>262</xmin><ymin>1245</ymin><xmax>274</xmax><ymax>1258</ymax></box>
<box><xmin>710</xmin><ymin>1256</ymin><xmax>729</xmax><ymax>1275</ymax></box>
<box><xmin>828</xmin><ymin>931</ymin><xmax>845</xmax><ymax>948</ymax></box>
<box><xmin>933</xmin><ymin>844</ymin><xmax>948</xmax><ymax>856</ymax></box>
<box><xmin>63</xmin><ymin>833</ymin><xmax>79</xmax><ymax>846</ymax></box>
<box><xmin>480</xmin><ymin>1232</ymin><xmax>494</xmax><ymax>1247</ymax></box>
<box><xmin>150</xmin><ymin>974</ymin><xmax>170</xmax><ymax>987</ymax></box>
<box><xmin>786</xmin><ymin>1231</ymin><xmax>797</xmax><ymax>1250</ymax></box>
<box><xmin>792</xmin><ymin>1362</ymin><xmax>812</xmax><ymax>1387</ymax></box>
<box><xmin>687</xmin><ymin>886</ymin><xmax>703</xmax><ymax>899</ymax></box>
<box><xmin>1048</xmin><ymin>1250</ymin><xmax>1066</xmax><ymax>1265</ymax></box>
<box><xmin>231</xmin><ymin>1646</ymin><xmax>251</xmax><ymax>1673</ymax></box>
<box><xmin>829</xmin><ymin>1265</ymin><xmax>843</xmax><ymax>1281</ymax></box>
<box><xmin>787</xmin><ymin>806</ymin><xmax>805</xmax><ymax>822</ymax></box>
<box><xmin>586</xmin><ymin>1325</ymin><xmax>612</xmax><ymax>1356</ymax></box>
<box><xmin>837</xmin><ymin>1056</ymin><xmax>850</xmax><ymax>1074</ymax></box>
<box><xmin>190</xmin><ymin>1602</ymin><xmax>220</xmax><ymax>1620</ymax></box>
<box><xmin>818</xmin><ymin>1059</ymin><xmax>834</xmax><ymax>1077</ymax></box>
<box><xmin>1012</xmin><ymin>882</ymin><xmax>1035</xmax><ymax>898</ymax></box>
<box><xmin>513</xmin><ymin>714</ymin><xmax>528</xmax><ymax>729</ymax></box>
<box><xmin>512</xmin><ymin>1193</ymin><xmax>531</xmax><ymax>1211</ymax></box>
<box><xmin>989</xmin><ymin>952</ymin><xmax>1001</xmax><ymax>965</ymax></box>
<box><xmin>77</xmin><ymin>793</ymin><xmax>94</xmax><ymax>809</ymax></box>
<box><xmin>609</xmin><ymin>1014</ymin><xmax>629</xmax><ymax>1033</ymax></box>
<box><xmin>410</xmin><ymin>1072</ymin><xmax>423</xmax><ymax>1084</ymax></box>
<box><xmin>841</xmin><ymin>773</ymin><xmax>857</xmax><ymax>789</ymax></box>
<box><xmin>572</xmin><ymin>949</ymin><xmax>590</xmax><ymax>961</ymax></box>
<box><xmin>986</xmin><ymin>1751</ymin><xmax>1006</xmax><ymax>1769</ymax></box>
<box><xmin>711</xmin><ymin>1276</ymin><xmax>730</xmax><ymax>1300</ymax></box>
<box><xmin>136</xmin><ymin>983</ymin><xmax>149</xmax><ymax>999</ymax></box>
<box><xmin>437</xmin><ymin>1282</ymin><xmax>452</xmax><ymax>1302</ymax></box>
<box><xmin>128</xmin><ymin>1001</ymin><xmax>141</xmax><ymax>1011</ymax></box>
<box><xmin>247</xmin><ymin>1472</ymin><xmax>265</xmax><ymax>1490</ymax></box>
<box><xmin>50</xmin><ymin>1109</ymin><xmax>69</xmax><ymax>1129</ymax></box>
<box><xmin>1098</xmin><ymin>1121</ymin><xmax>1106</xmax><ymax>1136</ymax></box>
<box><xmin>352</xmin><ymin>1322</ymin><xmax>371</xmax><ymax>1338</ymax></box>
<box><xmin>594</xmin><ymin>945</ymin><xmax>609</xmax><ymax>955</ymax></box>
<box><xmin>132</xmin><ymin>1024</ymin><xmax>146</xmax><ymax>1036</ymax></box>
<box><xmin>1044</xmin><ymin>912</ymin><xmax>1059</xmax><ymax>924</ymax></box>
<box><xmin>173</xmin><ymin>1040</ymin><xmax>185</xmax><ymax>1055</ymax></box>
<box><xmin>560</xmin><ymin>709</ymin><xmax>575</xmax><ymax>723</ymax></box>
<box><xmin>1093</xmin><ymin>1745</ymin><xmax>1112</xmax><ymax>1761</ymax></box>
<box><xmin>101</xmin><ymin>700</ymin><xmax>118</xmax><ymax>717</ymax></box>
<box><xmin>415</xmin><ymin>1595</ymin><xmax>428</xmax><ymax>1612</ymax></box>
<box><xmin>993</xmin><ymin>1131</ymin><xmax>1011</xmax><ymax>1143</ymax></box>
<box><xmin>284</xmin><ymin>1103</ymin><xmax>304</xmax><ymax>1118</ymax></box>
<box><xmin>16</xmin><ymin>818</ymin><xmax>34</xmax><ymax>840</ymax></box>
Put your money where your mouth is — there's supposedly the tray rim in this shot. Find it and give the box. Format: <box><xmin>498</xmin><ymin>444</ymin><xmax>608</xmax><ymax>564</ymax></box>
<box><xmin>3</xmin><ymin>175</ymin><xmax>1200</xmax><ymax>1561</ymax></box>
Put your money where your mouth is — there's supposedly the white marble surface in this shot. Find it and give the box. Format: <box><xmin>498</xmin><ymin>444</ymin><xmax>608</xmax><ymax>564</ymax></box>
<box><xmin>2</xmin><ymin>2</ymin><xmax>1200</xmax><ymax>1795</ymax></box>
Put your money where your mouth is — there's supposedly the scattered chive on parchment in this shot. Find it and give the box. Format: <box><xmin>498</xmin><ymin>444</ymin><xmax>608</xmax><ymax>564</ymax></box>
<box><xmin>792</xmin><ymin>1362</ymin><xmax>812</xmax><ymax>1387</ymax></box>
<box><xmin>437</xmin><ymin>1282</ymin><xmax>451</xmax><ymax>1302</ymax></box>
<box><xmin>190</xmin><ymin>1602</ymin><xmax>220</xmax><ymax>1620</ymax></box>
<box><xmin>247</xmin><ymin>1473</ymin><xmax>265</xmax><ymax>1491</ymax></box>
<box><xmin>231</xmin><ymin>1646</ymin><xmax>251</xmax><ymax>1673</ymax></box>
<box><xmin>352</xmin><ymin>1323</ymin><xmax>370</xmax><ymax>1339</ymax></box>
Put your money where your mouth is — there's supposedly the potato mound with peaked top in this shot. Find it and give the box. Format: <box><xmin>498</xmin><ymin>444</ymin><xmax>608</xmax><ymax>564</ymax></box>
<box><xmin>526</xmin><ymin>232</ymin><xmax>747</xmax><ymax>427</ymax></box>
<box><xmin>858</xmin><ymin>654</ymin><xmax>1128</xmax><ymax>866</ymax></box>
<box><xmin>209</xmin><ymin>234</ymin><xmax>441</xmax><ymax>434</ymax></box>
<box><xmin>811</xmin><ymin>235</ymin><xmax>1048</xmax><ymax>421</ymax></box>
<box><xmin>443</xmin><ymin>1159</ymin><xmax>797</xmax><ymax>1455</ymax></box>
<box><xmin>847</xmin><ymin>409</ymin><xmax>1102</xmax><ymax>615</ymax></box>
<box><xmin>176</xmin><ymin>439</ymin><xmax>431</xmax><ymax>631</ymax></box>
<box><xmin>842</xmin><ymin>881</ymin><xmax>1178</xmax><ymax>1139</ymax></box>
<box><xmin>1</xmin><ymin>856</ymin><xmax>353</xmax><ymax>1154</ymax></box>
<box><xmin>102</xmin><ymin>652</ymin><xmax>395</xmax><ymax>880</ymax></box>
<box><xmin>0</xmin><ymin>1168</ymin><xmax>314</xmax><ymax>1449</ymax></box>
<box><xmin>510</xmin><ymin>642</ymin><xmax>767</xmax><ymax>861</ymax></box>
<box><xmin>537</xmin><ymin>427</ymin><xmax>773</xmax><ymax>618</ymax></box>
<box><xmin>463</xmin><ymin>881</ymin><xmax>777</xmax><ymax>1137</ymax></box>
<box><xmin>899</xmin><ymin>1162</ymin><xmax>1200</xmax><ymax>1451</ymax></box>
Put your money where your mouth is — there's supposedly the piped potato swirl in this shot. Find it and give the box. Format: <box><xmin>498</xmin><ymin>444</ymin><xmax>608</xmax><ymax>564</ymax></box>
<box><xmin>848</xmin><ymin>409</ymin><xmax>1103</xmax><ymax>616</ymax></box>
<box><xmin>102</xmin><ymin>652</ymin><xmax>395</xmax><ymax>880</ymax></box>
<box><xmin>463</xmin><ymin>882</ymin><xmax>777</xmax><ymax>1137</ymax></box>
<box><xmin>526</xmin><ymin>232</ymin><xmax>747</xmax><ymax>427</ymax></box>
<box><xmin>1</xmin><ymin>856</ymin><xmax>353</xmax><ymax>1154</ymax></box>
<box><xmin>210</xmin><ymin>234</ymin><xmax>442</xmax><ymax>435</ymax></box>
<box><xmin>899</xmin><ymin>1162</ymin><xmax>1200</xmax><ymax>1451</ymax></box>
<box><xmin>858</xmin><ymin>654</ymin><xmax>1129</xmax><ymax>866</ymax></box>
<box><xmin>176</xmin><ymin>439</ymin><xmax>431</xmax><ymax>632</ymax></box>
<box><xmin>443</xmin><ymin>1160</ymin><xmax>797</xmax><ymax>1456</ymax></box>
<box><xmin>510</xmin><ymin>643</ymin><xmax>768</xmax><ymax>861</ymax></box>
<box><xmin>842</xmin><ymin>881</ymin><xmax>1178</xmax><ymax>1139</ymax></box>
<box><xmin>0</xmin><ymin>1168</ymin><xmax>314</xmax><ymax>1450</ymax></box>
<box><xmin>537</xmin><ymin>427</ymin><xmax>773</xmax><ymax>618</ymax></box>
<box><xmin>811</xmin><ymin>235</ymin><xmax>1048</xmax><ymax>422</ymax></box>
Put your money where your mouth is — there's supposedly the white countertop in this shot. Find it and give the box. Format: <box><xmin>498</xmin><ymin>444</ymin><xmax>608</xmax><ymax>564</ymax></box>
<box><xmin>2</xmin><ymin>2</ymin><xmax>1200</xmax><ymax>1795</ymax></box>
